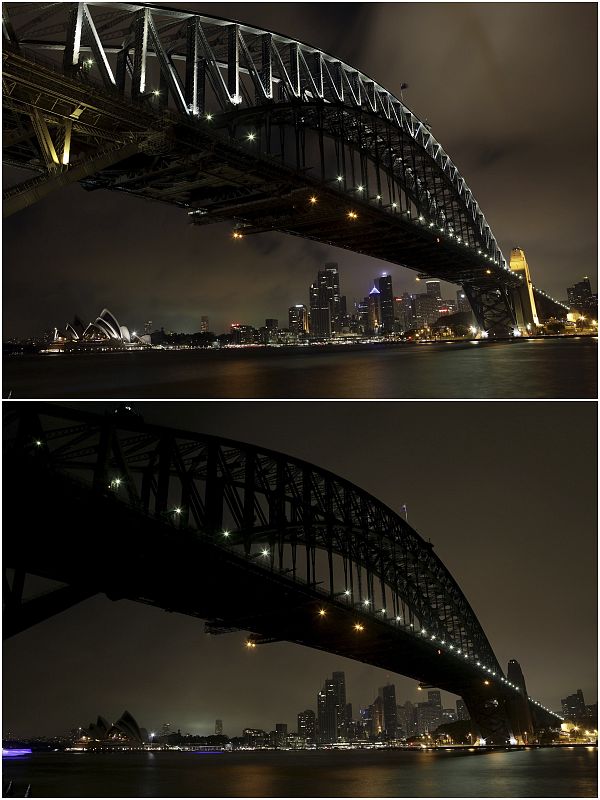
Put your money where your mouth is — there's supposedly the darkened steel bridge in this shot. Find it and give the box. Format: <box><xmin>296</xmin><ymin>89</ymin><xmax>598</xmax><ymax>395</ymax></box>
<box><xmin>2</xmin><ymin>2</ymin><xmax>567</xmax><ymax>334</ymax></box>
<box><xmin>4</xmin><ymin>404</ymin><xmax>562</xmax><ymax>744</ymax></box>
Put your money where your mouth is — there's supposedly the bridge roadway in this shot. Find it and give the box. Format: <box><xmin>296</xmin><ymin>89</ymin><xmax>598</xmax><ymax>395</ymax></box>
<box><xmin>2</xmin><ymin>2</ymin><xmax>568</xmax><ymax>334</ymax></box>
<box><xmin>4</xmin><ymin>405</ymin><xmax>561</xmax><ymax>745</ymax></box>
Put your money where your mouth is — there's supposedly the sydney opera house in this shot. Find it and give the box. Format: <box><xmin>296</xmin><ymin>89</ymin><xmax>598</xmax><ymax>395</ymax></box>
<box><xmin>48</xmin><ymin>308</ymin><xmax>150</xmax><ymax>352</ymax></box>
<box><xmin>74</xmin><ymin>711</ymin><xmax>149</xmax><ymax>749</ymax></box>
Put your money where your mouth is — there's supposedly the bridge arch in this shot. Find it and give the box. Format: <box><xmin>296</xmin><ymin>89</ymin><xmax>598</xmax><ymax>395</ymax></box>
<box><xmin>4</xmin><ymin>404</ymin><xmax>564</xmax><ymax>742</ymax></box>
<box><xmin>3</xmin><ymin>3</ymin><xmax>568</xmax><ymax>332</ymax></box>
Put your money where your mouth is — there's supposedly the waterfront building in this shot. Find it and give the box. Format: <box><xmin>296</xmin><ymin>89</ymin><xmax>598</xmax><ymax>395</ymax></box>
<box><xmin>50</xmin><ymin>308</ymin><xmax>148</xmax><ymax>351</ymax></box>
<box><xmin>297</xmin><ymin>709</ymin><xmax>316</xmax><ymax>743</ymax></box>
<box><xmin>275</xmin><ymin>723</ymin><xmax>288</xmax><ymax>747</ymax></box>
<box><xmin>242</xmin><ymin>728</ymin><xmax>268</xmax><ymax>747</ymax></box>
<box><xmin>288</xmin><ymin>305</ymin><xmax>309</xmax><ymax>334</ymax></box>
<box><xmin>567</xmin><ymin>277</ymin><xmax>596</xmax><ymax>315</ymax></box>
<box><xmin>230</xmin><ymin>324</ymin><xmax>256</xmax><ymax>344</ymax></box>
<box><xmin>396</xmin><ymin>701</ymin><xmax>417</xmax><ymax>738</ymax></box>
<box><xmin>561</xmin><ymin>690</ymin><xmax>587</xmax><ymax>721</ymax></box>
<box><xmin>161</xmin><ymin>722</ymin><xmax>171</xmax><ymax>737</ymax></box>
<box><xmin>456</xmin><ymin>699</ymin><xmax>470</xmax><ymax>721</ymax></box>
<box><xmin>377</xmin><ymin>274</ymin><xmax>395</xmax><ymax>334</ymax></box>
<box><xmin>442</xmin><ymin>708</ymin><xmax>457</xmax><ymax>724</ymax></box>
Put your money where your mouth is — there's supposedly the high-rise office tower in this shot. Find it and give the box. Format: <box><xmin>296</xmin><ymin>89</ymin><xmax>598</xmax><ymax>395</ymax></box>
<box><xmin>377</xmin><ymin>274</ymin><xmax>395</xmax><ymax>334</ymax></box>
<box><xmin>371</xmin><ymin>695</ymin><xmax>384</xmax><ymax>736</ymax></box>
<box><xmin>427</xmin><ymin>690</ymin><xmax>442</xmax><ymax>709</ymax></box>
<box><xmin>309</xmin><ymin>280</ymin><xmax>331</xmax><ymax>338</ymax></box>
<box><xmin>567</xmin><ymin>277</ymin><xmax>594</xmax><ymax>313</ymax></box>
<box><xmin>332</xmin><ymin>672</ymin><xmax>347</xmax><ymax>738</ymax></box>
<box><xmin>288</xmin><ymin>304</ymin><xmax>309</xmax><ymax>334</ymax></box>
<box><xmin>368</xmin><ymin>285</ymin><xmax>382</xmax><ymax>333</ymax></box>
<box><xmin>265</xmin><ymin>318</ymin><xmax>278</xmax><ymax>330</ymax></box>
<box><xmin>456</xmin><ymin>699</ymin><xmax>470</xmax><ymax>721</ymax></box>
<box><xmin>297</xmin><ymin>710</ymin><xmax>316</xmax><ymax>742</ymax></box>
<box><xmin>317</xmin><ymin>680</ymin><xmax>338</xmax><ymax>743</ymax></box>
<box><xmin>426</xmin><ymin>279</ymin><xmax>442</xmax><ymax>299</ymax></box>
<box><xmin>322</xmin><ymin>263</ymin><xmax>342</xmax><ymax>331</ymax></box>
<box><xmin>414</xmin><ymin>293</ymin><xmax>441</xmax><ymax>327</ymax></box>
<box><xmin>416</xmin><ymin>701</ymin><xmax>443</xmax><ymax>735</ymax></box>
<box><xmin>561</xmin><ymin>689</ymin><xmax>587</xmax><ymax>721</ymax></box>
<box><xmin>275</xmin><ymin>723</ymin><xmax>287</xmax><ymax>747</ymax></box>
<box><xmin>395</xmin><ymin>293</ymin><xmax>416</xmax><ymax>331</ymax></box>
<box><xmin>215</xmin><ymin>719</ymin><xmax>223</xmax><ymax>735</ymax></box>
<box><xmin>379</xmin><ymin>684</ymin><xmax>397</xmax><ymax>738</ymax></box>
<box><xmin>397</xmin><ymin>701</ymin><xmax>417</xmax><ymax>738</ymax></box>
<box><xmin>200</xmin><ymin>315</ymin><xmax>209</xmax><ymax>333</ymax></box>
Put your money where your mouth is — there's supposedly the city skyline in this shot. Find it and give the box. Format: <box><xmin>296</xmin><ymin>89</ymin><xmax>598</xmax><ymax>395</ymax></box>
<box><xmin>4</xmin><ymin>401</ymin><xmax>596</xmax><ymax>738</ymax></box>
<box><xmin>3</xmin><ymin>3</ymin><xmax>597</xmax><ymax>339</ymax></box>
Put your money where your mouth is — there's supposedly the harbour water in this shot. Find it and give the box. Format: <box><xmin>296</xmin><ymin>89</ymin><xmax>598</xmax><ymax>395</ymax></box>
<box><xmin>2</xmin><ymin>747</ymin><xmax>597</xmax><ymax>797</ymax></box>
<box><xmin>2</xmin><ymin>337</ymin><xmax>597</xmax><ymax>399</ymax></box>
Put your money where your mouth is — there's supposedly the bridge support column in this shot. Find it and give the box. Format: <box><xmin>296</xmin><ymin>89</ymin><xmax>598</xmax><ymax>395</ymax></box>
<box><xmin>462</xmin><ymin>282</ymin><xmax>517</xmax><ymax>337</ymax></box>
<box><xmin>462</xmin><ymin>691</ymin><xmax>515</xmax><ymax>745</ymax></box>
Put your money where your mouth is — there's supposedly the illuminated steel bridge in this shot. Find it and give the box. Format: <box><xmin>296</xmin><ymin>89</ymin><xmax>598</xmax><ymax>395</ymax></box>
<box><xmin>4</xmin><ymin>404</ymin><xmax>562</xmax><ymax>744</ymax></box>
<box><xmin>2</xmin><ymin>3</ymin><xmax>567</xmax><ymax>334</ymax></box>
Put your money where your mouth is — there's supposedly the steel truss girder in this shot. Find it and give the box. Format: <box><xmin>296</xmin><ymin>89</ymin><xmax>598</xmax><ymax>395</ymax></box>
<box><xmin>5</xmin><ymin>403</ymin><xmax>502</xmax><ymax>673</ymax></box>
<box><xmin>462</xmin><ymin>282</ymin><xmax>517</xmax><ymax>335</ymax></box>
<box><xmin>3</xmin><ymin>1</ymin><xmax>504</xmax><ymax>265</ymax></box>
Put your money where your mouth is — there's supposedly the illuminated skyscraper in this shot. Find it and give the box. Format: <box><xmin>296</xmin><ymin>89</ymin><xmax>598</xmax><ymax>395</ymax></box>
<box><xmin>288</xmin><ymin>305</ymin><xmax>309</xmax><ymax>334</ymax></box>
<box><xmin>332</xmin><ymin>672</ymin><xmax>347</xmax><ymax>738</ymax></box>
<box><xmin>297</xmin><ymin>709</ymin><xmax>316</xmax><ymax>743</ymax></box>
<box><xmin>200</xmin><ymin>316</ymin><xmax>209</xmax><ymax>333</ymax></box>
<box><xmin>561</xmin><ymin>689</ymin><xmax>587</xmax><ymax>721</ymax></box>
<box><xmin>456</xmin><ymin>699</ymin><xmax>469</xmax><ymax>721</ymax></box>
<box><xmin>368</xmin><ymin>284</ymin><xmax>381</xmax><ymax>334</ymax></box>
<box><xmin>567</xmin><ymin>277</ymin><xmax>595</xmax><ymax>315</ymax></box>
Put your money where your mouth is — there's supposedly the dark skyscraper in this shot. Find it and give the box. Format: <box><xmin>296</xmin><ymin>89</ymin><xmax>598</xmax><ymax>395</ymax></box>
<box><xmin>317</xmin><ymin>679</ymin><xmax>337</xmax><ymax>743</ymax></box>
<box><xmin>215</xmin><ymin>719</ymin><xmax>223</xmax><ymax>735</ymax></box>
<box><xmin>456</xmin><ymin>699</ymin><xmax>470</xmax><ymax>721</ymax></box>
<box><xmin>376</xmin><ymin>274</ymin><xmax>395</xmax><ymax>334</ymax></box>
<box><xmin>427</xmin><ymin>690</ymin><xmax>442</xmax><ymax>709</ymax></box>
<box><xmin>379</xmin><ymin>684</ymin><xmax>397</xmax><ymax>738</ymax></box>
<box><xmin>332</xmin><ymin>671</ymin><xmax>347</xmax><ymax>738</ymax></box>
<box><xmin>309</xmin><ymin>281</ymin><xmax>331</xmax><ymax>338</ymax></box>
<box><xmin>561</xmin><ymin>690</ymin><xmax>587</xmax><ymax>721</ymax></box>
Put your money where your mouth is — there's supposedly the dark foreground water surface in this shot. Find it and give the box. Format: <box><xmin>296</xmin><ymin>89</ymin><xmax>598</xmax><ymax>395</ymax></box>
<box><xmin>3</xmin><ymin>748</ymin><xmax>597</xmax><ymax>797</ymax></box>
<box><xmin>3</xmin><ymin>337</ymin><xmax>597</xmax><ymax>399</ymax></box>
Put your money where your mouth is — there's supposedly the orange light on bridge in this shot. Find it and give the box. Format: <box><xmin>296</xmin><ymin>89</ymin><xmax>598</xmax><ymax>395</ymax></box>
<box><xmin>347</xmin><ymin>211</ymin><xmax>358</xmax><ymax>220</ymax></box>
<box><xmin>354</xmin><ymin>623</ymin><xmax>364</xmax><ymax>632</ymax></box>
<box><xmin>245</xmin><ymin>640</ymin><xmax>256</xmax><ymax>649</ymax></box>
<box><xmin>309</xmin><ymin>196</ymin><xmax>318</xmax><ymax>205</ymax></box>
<box><xmin>318</xmin><ymin>608</ymin><xmax>326</xmax><ymax>617</ymax></box>
<box><xmin>232</xmin><ymin>231</ymin><xmax>243</xmax><ymax>239</ymax></box>
<box><xmin>484</xmin><ymin>680</ymin><xmax>490</xmax><ymax>685</ymax></box>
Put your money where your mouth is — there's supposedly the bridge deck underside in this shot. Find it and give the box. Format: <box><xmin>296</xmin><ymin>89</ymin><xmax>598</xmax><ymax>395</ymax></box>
<box><xmin>8</xmin><ymin>463</ymin><xmax>505</xmax><ymax>709</ymax></box>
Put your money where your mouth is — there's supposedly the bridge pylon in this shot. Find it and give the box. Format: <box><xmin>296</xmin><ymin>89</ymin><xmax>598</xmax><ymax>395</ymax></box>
<box><xmin>510</xmin><ymin>248</ymin><xmax>539</xmax><ymax>334</ymax></box>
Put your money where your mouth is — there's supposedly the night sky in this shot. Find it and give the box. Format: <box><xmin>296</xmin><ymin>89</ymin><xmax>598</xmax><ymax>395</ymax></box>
<box><xmin>2</xmin><ymin>3</ymin><xmax>597</xmax><ymax>339</ymax></box>
<box><xmin>3</xmin><ymin>401</ymin><xmax>596</xmax><ymax>738</ymax></box>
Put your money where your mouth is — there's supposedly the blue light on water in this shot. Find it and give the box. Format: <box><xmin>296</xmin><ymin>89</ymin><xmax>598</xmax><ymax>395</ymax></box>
<box><xmin>3</xmin><ymin>748</ymin><xmax>32</xmax><ymax>758</ymax></box>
